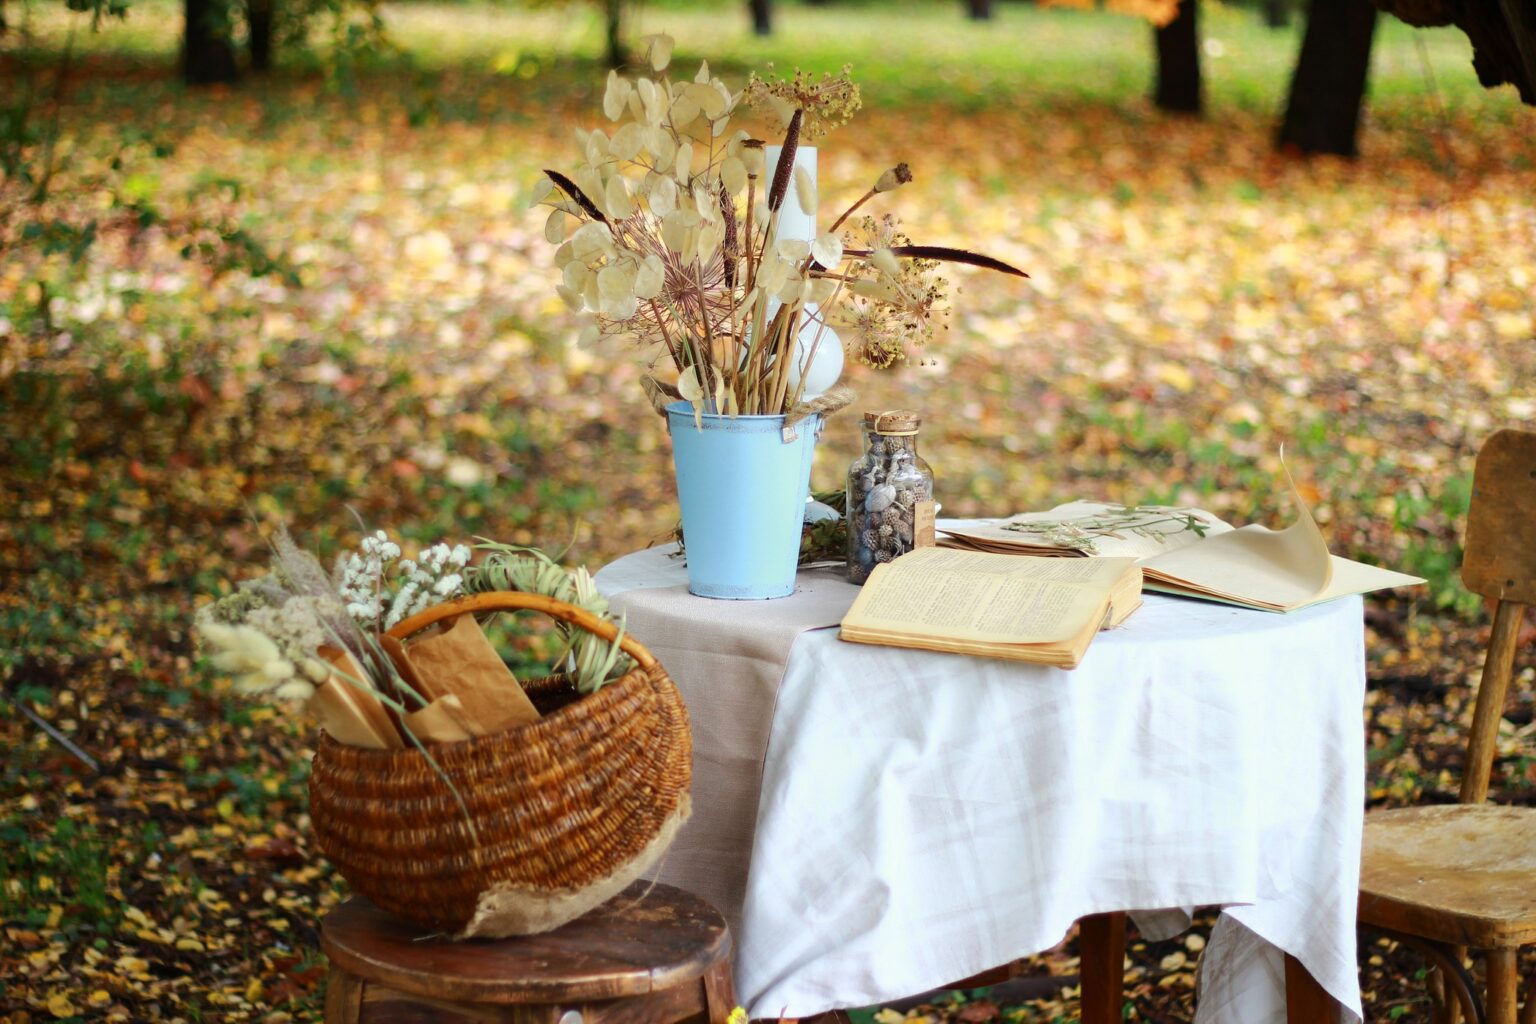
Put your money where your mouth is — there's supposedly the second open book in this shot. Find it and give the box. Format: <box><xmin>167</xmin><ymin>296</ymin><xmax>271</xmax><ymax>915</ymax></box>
<box><xmin>939</xmin><ymin>463</ymin><xmax>1424</xmax><ymax>613</ymax></box>
<box><xmin>840</xmin><ymin>548</ymin><xmax>1142</xmax><ymax>669</ymax></box>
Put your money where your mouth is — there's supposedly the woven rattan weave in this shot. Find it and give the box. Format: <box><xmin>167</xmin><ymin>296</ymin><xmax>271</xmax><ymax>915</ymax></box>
<box><xmin>308</xmin><ymin>592</ymin><xmax>692</xmax><ymax>938</ymax></box>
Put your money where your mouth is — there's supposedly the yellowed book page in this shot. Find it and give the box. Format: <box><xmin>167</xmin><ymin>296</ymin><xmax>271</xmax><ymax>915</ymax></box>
<box><xmin>1140</xmin><ymin>463</ymin><xmax>1332</xmax><ymax>610</ymax></box>
<box><xmin>842</xmin><ymin>548</ymin><xmax>1136</xmax><ymax>645</ymax></box>
<box><xmin>1314</xmin><ymin>555</ymin><xmax>1426</xmax><ymax>603</ymax></box>
<box><xmin>841</xmin><ymin>631</ymin><xmax>1078</xmax><ymax>668</ymax></box>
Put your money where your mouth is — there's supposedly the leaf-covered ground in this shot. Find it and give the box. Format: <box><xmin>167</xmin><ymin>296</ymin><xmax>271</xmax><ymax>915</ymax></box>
<box><xmin>2</xmin><ymin>3</ymin><xmax>1535</xmax><ymax>1021</ymax></box>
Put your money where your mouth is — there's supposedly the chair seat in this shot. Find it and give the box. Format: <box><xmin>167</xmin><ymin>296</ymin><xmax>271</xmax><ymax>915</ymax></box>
<box><xmin>1359</xmin><ymin>803</ymin><xmax>1536</xmax><ymax>949</ymax></box>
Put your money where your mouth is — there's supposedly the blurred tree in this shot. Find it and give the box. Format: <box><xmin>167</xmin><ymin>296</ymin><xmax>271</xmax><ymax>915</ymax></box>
<box><xmin>1276</xmin><ymin>0</ymin><xmax>1377</xmax><ymax>156</ymax></box>
<box><xmin>750</xmin><ymin>0</ymin><xmax>770</xmax><ymax>36</ymax></box>
<box><xmin>1278</xmin><ymin>0</ymin><xmax>1533</xmax><ymax>157</ymax></box>
<box><xmin>179</xmin><ymin>0</ymin><xmax>385</xmax><ymax>85</ymax></box>
<box><xmin>249</xmin><ymin>0</ymin><xmax>273</xmax><ymax>71</ymax></box>
<box><xmin>1040</xmin><ymin>0</ymin><xmax>1191</xmax><ymax>112</ymax></box>
<box><xmin>1375</xmin><ymin>0</ymin><xmax>1536</xmax><ymax>103</ymax></box>
<box><xmin>1153</xmin><ymin>0</ymin><xmax>1201</xmax><ymax>113</ymax></box>
<box><xmin>1265</xmin><ymin>0</ymin><xmax>1290</xmax><ymax>28</ymax></box>
<box><xmin>183</xmin><ymin>0</ymin><xmax>240</xmax><ymax>83</ymax></box>
<box><xmin>966</xmin><ymin>0</ymin><xmax>994</xmax><ymax>21</ymax></box>
<box><xmin>602</xmin><ymin>0</ymin><xmax>623</xmax><ymax>67</ymax></box>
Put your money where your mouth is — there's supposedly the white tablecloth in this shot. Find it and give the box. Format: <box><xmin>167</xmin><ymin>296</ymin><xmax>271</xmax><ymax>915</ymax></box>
<box><xmin>596</xmin><ymin>544</ymin><xmax>1365</xmax><ymax>1023</ymax></box>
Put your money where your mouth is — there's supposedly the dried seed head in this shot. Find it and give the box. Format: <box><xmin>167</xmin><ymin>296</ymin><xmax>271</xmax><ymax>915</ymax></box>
<box><xmin>740</xmin><ymin>139</ymin><xmax>766</xmax><ymax>176</ymax></box>
<box><xmin>874</xmin><ymin>163</ymin><xmax>913</xmax><ymax>193</ymax></box>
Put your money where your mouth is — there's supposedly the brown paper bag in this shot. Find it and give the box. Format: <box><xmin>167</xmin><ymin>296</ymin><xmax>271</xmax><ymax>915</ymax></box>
<box><xmin>401</xmin><ymin>694</ymin><xmax>476</xmax><ymax>745</ymax></box>
<box><xmin>379</xmin><ymin>635</ymin><xmax>438</xmax><ymax>702</ymax></box>
<box><xmin>308</xmin><ymin>646</ymin><xmax>403</xmax><ymax>749</ymax></box>
<box><xmin>401</xmin><ymin>614</ymin><xmax>540</xmax><ymax>734</ymax></box>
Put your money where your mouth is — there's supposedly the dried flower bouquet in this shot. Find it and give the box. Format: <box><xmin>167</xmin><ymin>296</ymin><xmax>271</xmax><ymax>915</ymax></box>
<box><xmin>196</xmin><ymin>530</ymin><xmax>630</xmax><ymax>751</ymax></box>
<box><xmin>532</xmin><ymin>40</ymin><xmax>1028</xmax><ymax>419</ymax></box>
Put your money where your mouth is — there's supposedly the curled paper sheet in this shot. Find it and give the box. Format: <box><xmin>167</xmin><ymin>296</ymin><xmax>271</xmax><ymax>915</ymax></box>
<box><xmin>401</xmin><ymin>693</ymin><xmax>477</xmax><ymax>745</ymax></box>
<box><xmin>308</xmin><ymin>646</ymin><xmax>403</xmax><ymax>749</ymax></box>
<box><xmin>402</xmin><ymin>614</ymin><xmax>540</xmax><ymax>734</ymax></box>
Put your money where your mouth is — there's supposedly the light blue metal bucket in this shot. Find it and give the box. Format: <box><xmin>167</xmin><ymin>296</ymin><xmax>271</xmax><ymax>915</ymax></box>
<box><xmin>666</xmin><ymin>401</ymin><xmax>822</xmax><ymax>599</ymax></box>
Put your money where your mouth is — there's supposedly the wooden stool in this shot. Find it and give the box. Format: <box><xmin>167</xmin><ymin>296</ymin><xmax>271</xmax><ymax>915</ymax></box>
<box><xmin>322</xmin><ymin>880</ymin><xmax>737</xmax><ymax>1024</ymax></box>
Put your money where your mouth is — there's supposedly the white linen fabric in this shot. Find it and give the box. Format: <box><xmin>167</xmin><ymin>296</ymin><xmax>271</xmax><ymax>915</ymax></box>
<box><xmin>596</xmin><ymin>543</ymin><xmax>1365</xmax><ymax>1024</ymax></box>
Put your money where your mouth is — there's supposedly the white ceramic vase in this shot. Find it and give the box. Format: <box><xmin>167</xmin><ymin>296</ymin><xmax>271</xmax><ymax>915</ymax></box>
<box><xmin>761</xmin><ymin>144</ymin><xmax>843</xmax><ymax>402</ymax></box>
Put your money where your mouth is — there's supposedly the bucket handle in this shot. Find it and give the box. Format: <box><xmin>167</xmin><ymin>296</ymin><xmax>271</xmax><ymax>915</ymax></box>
<box><xmin>385</xmin><ymin>591</ymin><xmax>658</xmax><ymax>671</ymax></box>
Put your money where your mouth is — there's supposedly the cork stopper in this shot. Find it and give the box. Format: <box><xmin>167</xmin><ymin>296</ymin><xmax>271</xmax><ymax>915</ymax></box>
<box><xmin>863</xmin><ymin>409</ymin><xmax>921</xmax><ymax>435</ymax></box>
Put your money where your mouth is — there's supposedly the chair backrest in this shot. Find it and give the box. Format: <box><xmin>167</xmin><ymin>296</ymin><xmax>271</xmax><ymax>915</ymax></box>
<box><xmin>1457</xmin><ymin>428</ymin><xmax>1536</xmax><ymax>803</ymax></box>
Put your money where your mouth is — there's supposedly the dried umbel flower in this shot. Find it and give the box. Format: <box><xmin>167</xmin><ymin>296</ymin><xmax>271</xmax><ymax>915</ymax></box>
<box><xmin>744</xmin><ymin>64</ymin><xmax>862</xmax><ymax>142</ymax></box>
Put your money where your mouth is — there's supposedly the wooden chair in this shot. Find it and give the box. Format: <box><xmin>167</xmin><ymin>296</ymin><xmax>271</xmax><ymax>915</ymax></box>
<box><xmin>1358</xmin><ymin>427</ymin><xmax>1536</xmax><ymax>1024</ymax></box>
<box><xmin>322</xmin><ymin>880</ymin><xmax>737</xmax><ymax>1024</ymax></box>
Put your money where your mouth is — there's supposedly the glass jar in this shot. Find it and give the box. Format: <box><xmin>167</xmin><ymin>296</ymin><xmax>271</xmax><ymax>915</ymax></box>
<box><xmin>846</xmin><ymin>410</ymin><xmax>934</xmax><ymax>584</ymax></box>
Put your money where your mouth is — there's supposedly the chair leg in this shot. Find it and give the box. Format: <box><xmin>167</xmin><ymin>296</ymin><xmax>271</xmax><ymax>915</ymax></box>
<box><xmin>1486</xmin><ymin>949</ymin><xmax>1519</xmax><ymax>1024</ymax></box>
<box><xmin>1079</xmin><ymin>912</ymin><xmax>1126</xmax><ymax>1024</ymax></box>
<box><xmin>1284</xmin><ymin>953</ymin><xmax>1341</xmax><ymax>1024</ymax></box>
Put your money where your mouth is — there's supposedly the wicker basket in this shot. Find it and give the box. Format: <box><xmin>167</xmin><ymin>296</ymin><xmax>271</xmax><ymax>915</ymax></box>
<box><xmin>308</xmin><ymin>592</ymin><xmax>692</xmax><ymax>939</ymax></box>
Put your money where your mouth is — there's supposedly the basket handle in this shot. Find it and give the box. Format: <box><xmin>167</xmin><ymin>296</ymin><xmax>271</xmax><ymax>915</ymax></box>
<box><xmin>385</xmin><ymin>591</ymin><xmax>658</xmax><ymax>670</ymax></box>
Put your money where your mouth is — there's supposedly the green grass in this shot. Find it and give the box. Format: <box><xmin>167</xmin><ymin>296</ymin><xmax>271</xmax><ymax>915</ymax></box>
<box><xmin>11</xmin><ymin>0</ymin><xmax>1520</xmax><ymax>120</ymax></box>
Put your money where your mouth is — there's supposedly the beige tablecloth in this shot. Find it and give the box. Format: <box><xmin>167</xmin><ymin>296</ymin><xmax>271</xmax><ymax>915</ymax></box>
<box><xmin>599</xmin><ymin>547</ymin><xmax>861</xmax><ymax>930</ymax></box>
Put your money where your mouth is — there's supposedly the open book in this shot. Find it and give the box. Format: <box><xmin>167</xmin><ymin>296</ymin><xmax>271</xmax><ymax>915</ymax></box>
<box><xmin>941</xmin><ymin>463</ymin><xmax>1424</xmax><ymax>613</ymax></box>
<box><xmin>1137</xmin><ymin>465</ymin><xmax>1424</xmax><ymax>612</ymax></box>
<box><xmin>839</xmin><ymin>547</ymin><xmax>1142</xmax><ymax>669</ymax></box>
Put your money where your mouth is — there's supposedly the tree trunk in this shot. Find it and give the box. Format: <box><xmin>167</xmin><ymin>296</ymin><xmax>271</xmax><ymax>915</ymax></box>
<box><xmin>248</xmin><ymin>0</ymin><xmax>274</xmax><ymax>73</ymax></box>
<box><xmin>1154</xmin><ymin>0</ymin><xmax>1202</xmax><ymax>114</ymax></box>
<box><xmin>965</xmin><ymin>0</ymin><xmax>993</xmax><ymax>20</ymax></box>
<box><xmin>1265</xmin><ymin>0</ymin><xmax>1289</xmax><ymax>29</ymax></box>
<box><xmin>183</xmin><ymin>0</ymin><xmax>240</xmax><ymax>85</ymax></box>
<box><xmin>604</xmin><ymin>0</ymin><xmax>625</xmax><ymax>69</ymax></box>
<box><xmin>750</xmin><ymin>0</ymin><xmax>772</xmax><ymax>36</ymax></box>
<box><xmin>1276</xmin><ymin>0</ymin><xmax>1378</xmax><ymax>156</ymax></box>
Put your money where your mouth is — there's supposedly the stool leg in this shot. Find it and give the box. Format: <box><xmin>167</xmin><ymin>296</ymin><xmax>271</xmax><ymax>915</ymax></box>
<box><xmin>1079</xmin><ymin>912</ymin><xmax>1126</xmax><ymax>1024</ymax></box>
<box><xmin>1487</xmin><ymin>949</ymin><xmax>1519</xmax><ymax>1024</ymax></box>
<box><xmin>1520</xmin><ymin>974</ymin><xmax>1536</xmax><ymax>1024</ymax></box>
<box><xmin>324</xmin><ymin>967</ymin><xmax>363</xmax><ymax>1024</ymax></box>
<box><xmin>1284</xmin><ymin>954</ymin><xmax>1341</xmax><ymax>1024</ymax></box>
<box><xmin>701</xmin><ymin>959</ymin><xmax>738</xmax><ymax>1024</ymax></box>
